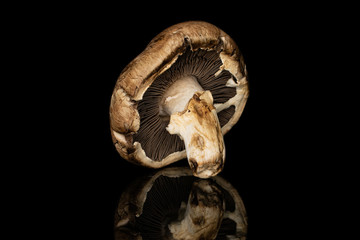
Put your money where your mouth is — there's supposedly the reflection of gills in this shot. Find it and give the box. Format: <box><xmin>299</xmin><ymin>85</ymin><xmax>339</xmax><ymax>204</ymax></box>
<box><xmin>114</xmin><ymin>167</ymin><xmax>247</xmax><ymax>240</ymax></box>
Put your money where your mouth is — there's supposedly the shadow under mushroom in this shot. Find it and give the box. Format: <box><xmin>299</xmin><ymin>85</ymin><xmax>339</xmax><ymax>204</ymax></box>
<box><xmin>114</xmin><ymin>167</ymin><xmax>247</xmax><ymax>240</ymax></box>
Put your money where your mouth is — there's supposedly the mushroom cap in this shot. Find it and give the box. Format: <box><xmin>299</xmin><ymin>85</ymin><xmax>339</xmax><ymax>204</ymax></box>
<box><xmin>110</xmin><ymin>21</ymin><xmax>249</xmax><ymax>167</ymax></box>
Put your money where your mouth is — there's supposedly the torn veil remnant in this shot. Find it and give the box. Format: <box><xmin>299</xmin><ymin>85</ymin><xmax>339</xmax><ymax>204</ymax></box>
<box><xmin>110</xmin><ymin>21</ymin><xmax>249</xmax><ymax>178</ymax></box>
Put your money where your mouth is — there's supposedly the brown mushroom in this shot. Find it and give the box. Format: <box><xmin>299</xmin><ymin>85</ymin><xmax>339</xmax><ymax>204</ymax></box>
<box><xmin>110</xmin><ymin>21</ymin><xmax>249</xmax><ymax>178</ymax></box>
<box><xmin>114</xmin><ymin>167</ymin><xmax>248</xmax><ymax>240</ymax></box>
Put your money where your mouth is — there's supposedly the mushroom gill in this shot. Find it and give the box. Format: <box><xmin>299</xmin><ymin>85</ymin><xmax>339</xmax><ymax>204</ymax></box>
<box><xmin>134</xmin><ymin>48</ymin><xmax>237</xmax><ymax>162</ymax></box>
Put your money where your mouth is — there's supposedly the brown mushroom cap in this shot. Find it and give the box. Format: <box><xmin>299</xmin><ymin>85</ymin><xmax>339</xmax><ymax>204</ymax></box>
<box><xmin>110</xmin><ymin>21</ymin><xmax>249</xmax><ymax>168</ymax></box>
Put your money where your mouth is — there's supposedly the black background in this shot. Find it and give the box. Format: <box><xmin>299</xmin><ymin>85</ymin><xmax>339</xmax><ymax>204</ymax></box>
<box><xmin>15</xmin><ymin>3</ymin><xmax>337</xmax><ymax>240</ymax></box>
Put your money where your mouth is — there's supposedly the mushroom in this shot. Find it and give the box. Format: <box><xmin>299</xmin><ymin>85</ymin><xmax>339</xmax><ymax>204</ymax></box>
<box><xmin>110</xmin><ymin>21</ymin><xmax>249</xmax><ymax>178</ymax></box>
<box><xmin>114</xmin><ymin>167</ymin><xmax>248</xmax><ymax>240</ymax></box>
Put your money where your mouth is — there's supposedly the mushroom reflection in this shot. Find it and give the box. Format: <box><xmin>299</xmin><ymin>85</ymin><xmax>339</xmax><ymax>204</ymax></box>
<box><xmin>168</xmin><ymin>179</ymin><xmax>224</xmax><ymax>239</ymax></box>
<box><xmin>114</xmin><ymin>167</ymin><xmax>247</xmax><ymax>240</ymax></box>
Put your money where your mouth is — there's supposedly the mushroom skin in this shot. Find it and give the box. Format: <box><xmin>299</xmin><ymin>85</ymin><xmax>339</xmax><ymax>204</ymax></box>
<box><xmin>167</xmin><ymin>91</ymin><xmax>225</xmax><ymax>178</ymax></box>
<box><xmin>110</xmin><ymin>21</ymin><xmax>249</xmax><ymax>177</ymax></box>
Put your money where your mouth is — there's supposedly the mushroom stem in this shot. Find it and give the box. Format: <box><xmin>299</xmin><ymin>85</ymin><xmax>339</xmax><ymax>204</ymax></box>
<box><xmin>166</xmin><ymin>90</ymin><xmax>225</xmax><ymax>178</ymax></box>
<box><xmin>159</xmin><ymin>75</ymin><xmax>204</xmax><ymax>117</ymax></box>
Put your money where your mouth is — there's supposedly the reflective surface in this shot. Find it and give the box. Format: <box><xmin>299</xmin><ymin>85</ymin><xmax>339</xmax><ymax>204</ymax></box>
<box><xmin>114</xmin><ymin>167</ymin><xmax>247</xmax><ymax>240</ymax></box>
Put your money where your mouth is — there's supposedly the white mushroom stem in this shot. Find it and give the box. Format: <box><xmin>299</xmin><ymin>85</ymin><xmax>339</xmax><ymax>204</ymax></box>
<box><xmin>162</xmin><ymin>76</ymin><xmax>225</xmax><ymax>178</ymax></box>
<box><xmin>159</xmin><ymin>75</ymin><xmax>204</xmax><ymax>117</ymax></box>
